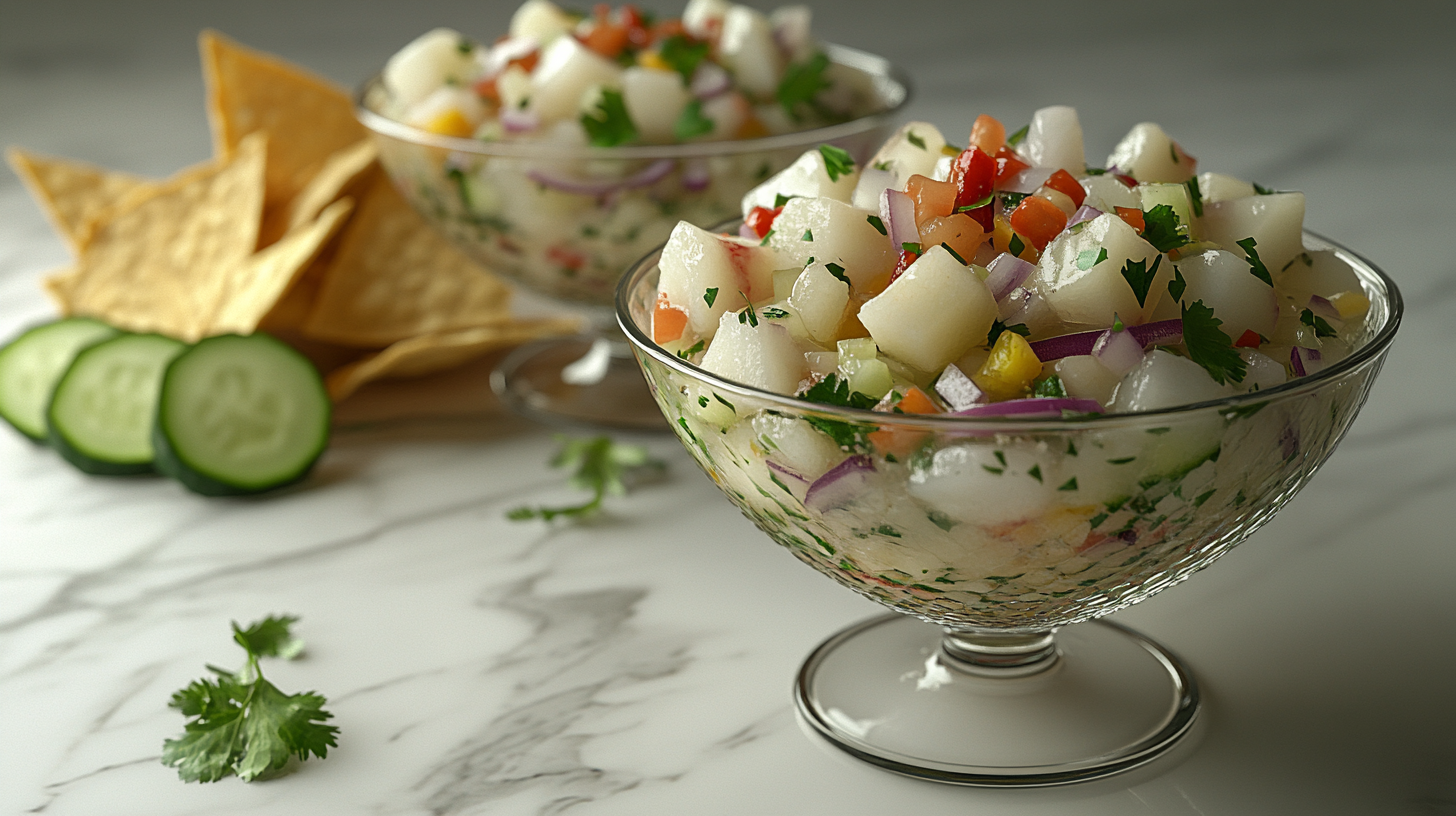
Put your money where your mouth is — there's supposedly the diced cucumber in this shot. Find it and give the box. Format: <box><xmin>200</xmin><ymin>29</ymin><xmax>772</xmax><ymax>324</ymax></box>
<box><xmin>0</xmin><ymin>317</ymin><xmax>119</xmax><ymax>440</ymax></box>
<box><xmin>47</xmin><ymin>333</ymin><xmax>188</xmax><ymax>475</ymax></box>
<box><xmin>152</xmin><ymin>334</ymin><xmax>330</xmax><ymax>496</ymax></box>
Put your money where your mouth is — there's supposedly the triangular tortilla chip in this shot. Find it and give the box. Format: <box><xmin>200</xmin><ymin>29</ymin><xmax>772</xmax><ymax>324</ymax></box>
<box><xmin>6</xmin><ymin>148</ymin><xmax>153</xmax><ymax>254</ymax></box>
<box><xmin>301</xmin><ymin>174</ymin><xmax>512</xmax><ymax>347</ymax></box>
<box><xmin>40</xmin><ymin>268</ymin><xmax>81</xmax><ymax>312</ymax></box>
<box><xmin>211</xmin><ymin>198</ymin><xmax>354</xmax><ymax>335</ymax></box>
<box><xmin>68</xmin><ymin>133</ymin><xmax>267</xmax><ymax>341</ymax></box>
<box><xmin>287</xmin><ymin>139</ymin><xmax>379</xmax><ymax>233</ymax></box>
<box><xmin>326</xmin><ymin>317</ymin><xmax>581</xmax><ymax>401</ymax></box>
<box><xmin>201</xmin><ymin>30</ymin><xmax>365</xmax><ymax>223</ymax></box>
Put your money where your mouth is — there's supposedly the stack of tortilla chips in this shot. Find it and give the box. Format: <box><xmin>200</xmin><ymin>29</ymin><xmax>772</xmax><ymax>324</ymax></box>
<box><xmin>6</xmin><ymin>31</ymin><xmax>577</xmax><ymax>402</ymax></box>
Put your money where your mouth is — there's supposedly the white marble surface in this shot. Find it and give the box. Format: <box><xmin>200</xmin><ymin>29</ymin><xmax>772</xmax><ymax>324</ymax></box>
<box><xmin>4</xmin><ymin>1</ymin><xmax>1456</xmax><ymax>813</ymax></box>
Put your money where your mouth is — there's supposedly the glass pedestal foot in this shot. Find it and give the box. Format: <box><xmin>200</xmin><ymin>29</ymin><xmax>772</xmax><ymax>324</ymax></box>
<box><xmin>491</xmin><ymin>335</ymin><xmax>666</xmax><ymax>431</ymax></box>
<box><xmin>795</xmin><ymin>613</ymin><xmax>1199</xmax><ymax>787</ymax></box>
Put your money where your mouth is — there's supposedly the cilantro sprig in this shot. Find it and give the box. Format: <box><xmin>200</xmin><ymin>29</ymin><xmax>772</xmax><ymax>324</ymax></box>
<box><xmin>658</xmin><ymin>35</ymin><xmax>709</xmax><ymax>83</ymax></box>
<box><xmin>1237</xmin><ymin>237</ymin><xmax>1273</xmax><ymax>286</ymax></box>
<box><xmin>673</xmin><ymin>99</ymin><xmax>715</xmax><ymax>141</ymax></box>
<box><xmin>1120</xmin><ymin>254</ymin><xmax>1163</xmax><ymax>307</ymax></box>
<box><xmin>1181</xmin><ymin>300</ymin><xmax>1246</xmax><ymax>384</ymax></box>
<box><xmin>1140</xmin><ymin>205</ymin><xmax>1190</xmax><ymax>253</ymax></box>
<box><xmin>800</xmin><ymin>374</ymin><xmax>876</xmax><ymax>450</ymax></box>
<box><xmin>162</xmin><ymin>616</ymin><xmax>337</xmax><ymax>784</ymax></box>
<box><xmin>818</xmin><ymin>144</ymin><xmax>855</xmax><ymax>182</ymax></box>
<box><xmin>507</xmin><ymin>436</ymin><xmax>666</xmax><ymax>522</ymax></box>
<box><xmin>580</xmin><ymin>89</ymin><xmax>637</xmax><ymax>147</ymax></box>
<box><xmin>776</xmin><ymin>52</ymin><xmax>831</xmax><ymax>121</ymax></box>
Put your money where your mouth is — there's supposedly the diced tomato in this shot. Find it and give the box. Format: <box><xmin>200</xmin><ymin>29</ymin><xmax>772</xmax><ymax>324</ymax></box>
<box><xmin>1234</xmin><ymin>329</ymin><xmax>1262</xmax><ymax>349</ymax></box>
<box><xmin>546</xmin><ymin>244</ymin><xmax>586</xmax><ymax>270</ymax></box>
<box><xmin>868</xmin><ymin>387</ymin><xmax>940</xmax><ymax>458</ymax></box>
<box><xmin>897</xmin><ymin>387</ymin><xmax>940</xmax><ymax>415</ymax></box>
<box><xmin>888</xmin><ymin>249</ymin><xmax>919</xmax><ymax>284</ymax></box>
<box><xmin>992</xmin><ymin>146</ymin><xmax>1030</xmax><ymax>189</ymax></box>
<box><xmin>948</xmin><ymin>147</ymin><xmax>995</xmax><ymax>232</ymax></box>
<box><xmin>1043</xmin><ymin>169</ymin><xmax>1086</xmax><ymax>209</ymax></box>
<box><xmin>968</xmin><ymin>114</ymin><xmax>1005</xmax><ymax>155</ymax></box>
<box><xmin>1008</xmin><ymin>196</ymin><xmax>1068</xmax><ymax>251</ymax></box>
<box><xmin>473</xmin><ymin>76</ymin><xmax>499</xmax><ymax>102</ymax></box>
<box><xmin>918</xmin><ymin>213</ymin><xmax>987</xmax><ymax>263</ymax></box>
<box><xmin>905</xmin><ymin>174</ymin><xmax>957</xmax><ymax>229</ymax></box>
<box><xmin>653</xmin><ymin>292</ymin><xmax>689</xmax><ymax>344</ymax></box>
<box><xmin>1114</xmin><ymin>206</ymin><xmax>1145</xmax><ymax>233</ymax></box>
<box><xmin>1114</xmin><ymin>173</ymin><xmax>1138</xmax><ymax>188</ymax></box>
<box><xmin>651</xmin><ymin>18</ymin><xmax>686</xmax><ymax>40</ymax></box>
<box><xmin>745</xmin><ymin>205</ymin><xmax>782</xmax><ymax>239</ymax></box>
<box><xmin>581</xmin><ymin>21</ymin><xmax>630</xmax><ymax>58</ymax></box>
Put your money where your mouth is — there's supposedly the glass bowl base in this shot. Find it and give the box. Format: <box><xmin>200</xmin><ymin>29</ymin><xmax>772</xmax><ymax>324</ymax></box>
<box><xmin>491</xmin><ymin>335</ymin><xmax>667</xmax><ymax>431</ymax></box>
<box><xmin>795</xmin><ymin>613</ymin><xmax>1199</xmax><ymax>787</ymax></box>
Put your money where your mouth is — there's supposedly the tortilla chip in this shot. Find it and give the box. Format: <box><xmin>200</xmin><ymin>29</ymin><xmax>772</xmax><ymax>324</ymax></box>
<box><xmin>200</xmin><ymin>30</ymin><xmax>365</xmax><ymax>223</ymax></box>
<box><xmin>211</xmin><ymin>197</ymin><xmax>354</xmax><ymax>335</ymax></box>
<box><xmin>6</xmin><ymin>148</ymin><xmax>153</xmax><ymax>254</ymax></box>
<box><xmin>68</xmin><ymin>133</ymin><xmax>266</xmax><ymax>341</ymax></box>
<box><xmin>287</xmin><ymin>139</ymin><xmax>379</xmax><ymax>233</ymax></box>
<box><xmin>300</xmin><ymin>174</ymin><xmax>512</xmax><ymax>347</ymax></box>
<box><xmin>325</xmin><ymin>317</ymin><xmax>581</xmax><ymax>401</ymax></box>
<box><xmin>40</xmin><ymin>268</ymin><xmax>81</xmax><ymax>312</ymax></box>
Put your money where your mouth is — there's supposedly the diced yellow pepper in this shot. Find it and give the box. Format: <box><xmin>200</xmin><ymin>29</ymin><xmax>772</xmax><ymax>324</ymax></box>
<box><xmin>973</xmin><ymin>330</ymin><xmax>1043</xmax><ymax>401</ymax></box>
<box><xmin>637</xmin><ymin>51</ymin><xmax>671</xmax><ymax>71</ymax></box>
<box><xmin>1328</xmin><ymin>290</ymin><xmax>1370</xmax><ymax>320</ymax></box>
<box><xmin>990</xmin><ymin>215</ymin><xmax>1038</xmax><ymax>262</ymax></box>
<box><xmin>423</xmin><ymin>109</ymin><xmax>474</xmax><ymax>138</ymax></box>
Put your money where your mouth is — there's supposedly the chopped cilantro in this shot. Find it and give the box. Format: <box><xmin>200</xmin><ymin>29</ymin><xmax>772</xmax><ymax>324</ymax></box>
<box><xmin>1169</xmin><ymin>142</ymin><xmax>1179</xmax><ymax>163</ymax></box>
<box><xmin>1006</xmin><ymin>124</ymin><xmax>1029</xmax><ymax>146</ymax></box>
<box><xmin>873</xmin><ymin>160</ymin><xmax>891</xmax><ymax>171</ymax></box>
<box><xmin>761</xmin><ymin>307</ymin><xmax>789</xmax><ymax>319</ymax></box>
<box><xmin>1034</xmin><ymin>375</ymin><xmax>1067</xmax><ymax>398</ymax></box>
<box><xmin>676</xmin><ymin>340</ymin><xmax>705</xmax><ymax>359</ymax></box>
<box><xmin>994</xmin><ymin>450</ymin><xmax>1007</xmax><ymax>466</ymax></box>
<box><xmin>1058</xmin><ymin>477</ymin><xmax>1079</xmax><ymax>491</ymax></box>
<box><xmin>773</xmin><ymin>192</ymin><xmax>798</xmax><ymax>208</ymax></box>
<box><xmin>1107</xmin><ymin>456</ymin><xmax>1136</xmax><ymax>465</ymax></box>
<box><xmin>1253</xmin><ymin>182</ymin><xmax>1275</xmax><ymax>195</ymax></box>
<box><xmin>907</xmin><ymin>130</ymin><xmax>927</xmax><ymax>150</ymax></box>
<box><xmin>1181</xmin><ymin>300</ymin><xmax>1247</xmax><ymax>384</ymax></box>
<box><xmin>800</xmin><ymin>374</ymin><xmax>875</xmax><ymax>450</ymax></box>
<box><xmin>1300</xmin><ymin>308</ymin><xmax>1337</xmax><ymax>338</ymax></box>
<box><xmin>737</xmin><ymin>297</ymin><xmax>759</xmax><ymax>327</ymax></box>
<box><xmin>803</xmin><ymin>229</ymin><xmax>814</xmax><ymax>241</ymax></box>
<box><xmin>940</xmin><ymin>242</ymin><xmax>968</xmax><ymax>264</ymax></box>
<box><xmin>658</xmin><ymin>35</ymin><xmax>709</xmax><ymax>83</ymax></box>
<box><xmin>1084</xmin><ymin>166</ymin><xmax>1108</xmax><ymax>176</ymax></box>
<box><xmin>776</xmin><ymin>52</ymin><xmax>831</xmax><ymax>121</ymax></box>
<box><xmin>759</xmin><ymin>229</ymin><xmax>774</xmax><ymax>246</ymax></box>
<box><xmin>1066</xmin><ymin>440</ymin><xmax>1078</xmax><ymax>456</ymax></box>
<box><xmin>818</xmin><ymin>144</ymin><xmax>855</xmax><ymax>181</ymax></box>
<box><xmin>901</xmin><ymin>241</ymin><xmax>922</xmax><ymax>254</ymax></box>
<box><xmin>673</xmin><ymin>99</ymin><xmax>714</xmax><ymax>141</ymax></box>
<box><xmin>956</xmin><ymin>194</ymin><xmax>994</xmax><ymax>212</ymax></box>
<box><xmin>866</xmin><ymin>214</ymin><xmax>887</xmax><ymax>235</ymax></box>
<box><xmin>1077</xmin><ymin>247</ymin><xmax>1109</xmax><ymax>270</ymax></box>
<box><xmin>825</xmin><ymin>262</ymin><xmax>850</xmax><ymax>284</ymax></box>
<box><xmin>983</xmin><ymin>465</ymin><xmax>1005</xmax><ymax>475</ymax></box>
<box><xmin>508</xmin><ymin>435</ymin><xmax>666</xmax><ymax>521</ymax></box>
<box><xmin>1112</xmin><ymin>313</ymin><xmax>1125</xmax><ymax>332</ymax></box>
<box><xmin>1237</xmin><ymin>237</ymin><xmax>1273</xmax><ymax>286</ymax></box>
<box><xmin>987</xmin><ymin>319</ymin><xmax>1030</xmax><ymax>345</ymax></box>
<box><xmin>1185</xmin><ymin>176</ymin><xmax>1204</xmax><ymax>217</ymax></box>
<box><xmin>1028</xmin><ymin>464</ymin><xmax>1043</xmax><ymax>483</ymax></box>
<box><xmin>1120</xmin><ymin>255</ymin><xmax>1163</xmax><ymax>307</ymax></box>
<box><xmin>1168</xmin><ymin>265</ymin><xmax>1187</xmax><ymax>301</ymax></box>
<box><xmin>714</xmin><ymin>394</ymin><xmax>735</xmax><ymax>412</ymax></box>
<box><xmin>1008</xmin><ymin>234</ymin><xmax>1026</xmax><ymax>257</ymax></box>
<box><xmin>698</xmin><ymin>395</ymin><xmax>709</xmax><ymax>407</ymax></box>
<box><xmin>580</xmin><ymin>89</ymin><xmax>637</xmax><ymax>147</ymax></box>
<box><xmin>703</xmin><ymin>287</ymin><xmax>718</xmax><ymax>307</ymax></box>
<box><xmin>1140</xmin><ymin>204</ymin><xmax>1190</xmax><ymax>253</ymax></box>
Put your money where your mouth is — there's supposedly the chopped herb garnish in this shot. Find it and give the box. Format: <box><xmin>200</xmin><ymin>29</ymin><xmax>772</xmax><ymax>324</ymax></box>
<box><xmin>956</xmin><ymin>194</ymin><xmax>995</xmax><ymax>212</ymax></box>
<box><xmin>987</xmin><ymin>319</ymin><xmax>1030</xmax><ymax>345</ymax></box>
<box><xmin>759</xmin><ymin>229</ymin><xmax>774</xmax><ymax>246</ymax></box>
<box><xmin>1034</xmin><ymin>375</ymin><xmax>1067</xmax><ymax>398</ymax></box>
<box><xmin>825</xmin><ymin>262</ymin><xmax>850</xmax><ymax>284</ymax></box>
<box><xmin>901</xmin><ymin>241</ymin><xmax>922</xmax><ymax>254</ymax></box>
<box><xmin>1300</xmin><ymin>308</ymin><xmax>1337</xmax><ymax>338</ymax></box>
<box><xmin>673</xmin><ymin>98</ymin><xmax>715</xmax><ymax>141</ymax></box>
<box><xmin>1169</xmin><ymin>142</ymin><xmax>1180</xmax><ymax>163</ymax></box>
<box><xmin>714</xmin><ymin>394</ymin><xmax>735</xmax><ymax>412</ymax></box>
<box><xmin>773</xmin><ymin>192</ymin><xmax>797</xmax><ymax>208</ymax></box>
<box><xmin>982</xmin><ymin>465</ymin><xmax>1005</xmax><ymax>475</ymax></box>
<box><xmin>1006</xmin><ymin>124</ymin><xmax>1029</xmax><ymax>147</ymax></box>
<box><xmin>1185</xmin><ymin>176</ymin><xmax>1204</xmax><ymax>217</ymax></box>
<box><xmin>802</xmin><ymin>229</ymin><xmax>814</xmax><ymax>241</ymax></box>
<box><xmin>676</xmin><ymin>340</ymin><xmax>705</xmax><ymax>359</ymax></box>
<box><xmin>1168</xmin><ymin>266</ymin><xmax>1187</xmax><ymax>301</ymax></box>
<box><xmin>1058</xmin><ymin>477</ymin><xmax>1079</xmax><ymax>491</ymax></box>
<box><xmin>1140</xmin><ymin>204</ymin><xmax>1190</xmax><ymax>253</ymax></box>
<box><xmin>1028</xmin><ymin>464</ymin><xmax>1043</xmax><ymax>483</ymax></box>
<box><xmin>703</xmin><ymin>287</ymin><xmax>718</xmax><ymax>307</ymax></box>
<box><xmin>1066</xmin><ymin>440</ymin><xmax>1078</xmax><ymax>456</ymax></box>
<box><xmin>994</xmin><ymin>450</ymin><xmax>1007</xmax><ymax>466</ymax></box>
<box><xmin>873</xmin><ymin>160</ymin><xmax>891</xmax><ymax>171</ymax></box>
<box><xmin>800</xmin><ymin>374</ymin><xmax>875</xmax><ymax>449</ymax></box>
<box><xmin>940</xmin><ymin>242</ymin><xmax>968</xmax><ymax>264</ymax></box>
<box><xmin>1181</xmin><ymin>300</ymin><xmax>1247</xmax><ymax>384</ymax></box>
<box><xmin>875</xmin><ymin>525</ymin><xmax>902</xmax><ymax>538</ymax></box>
<box><xmin>737</xmin><ymin>298</ymin><xmax>759</xmax><ymax>327</ymax></box>
<box><xmin>658</xmin><ymin>35</ymin><xmax>709</xmax><ymax>83</ymax></box>
<box><xmin>507</xmin><ymin>436</ymin><xmax>665</xmax><ymax>521</ymax></box>
<box><xmin>1112</xmin><ymin>313</ymin><xmax>1126</xmax><ymax>332</ymax></box>
<box><xmin>906</xmin><ymin>130</ymin><xmax>927</xmax><ymax>150</ymax></box>
<box><xmin>698</xmin><ymin>395</ymin><xmax>709</xmax><ymax>407</ymax></box>
<box><xmin>1077</xmin><ymin>247</ymin><xmax>1109</xmax><ymax>270</ymax></box>
<box><xmin>1085</xmin><ymin>166</ymin><xmax>1108</xmax><ymax>176</ymax></box>
<box><xmin>818</xmin><ymin>144</ymin><xmax>855</xmax><ymax>182</ymax></box>
<box><xmin>866</xmin><ymin>214</ymin><xmax>887</xmax><ymax>234</ymax></box>
<box><xmin>1119</xmin><ymin>255</ymin><xmax>1163</xmax><ymax>307</ymax></box>
<box><xmin>1008</xmin><ymin>234</ymin><xmax>1026</xmax><ymax>257</ymax></box>
<box><xmin>1107</xmin><ymin>456</ymin><xmax>1136</xmax><ymax>465</ymax></box>
<box><xmin>1253</xmin><ymin>182</ymin><xmax>1275</xmax><ymax>195</ymax></box>
<box><xmin>761</xmin><ymin>307</ymin><xmax>789</xmax><ymax>319</ymax></box>
<box><xmin>1237</xmin><ymin>237</ymin><xmax>1273</xmax><ymax>286</ymax></box>
<box><xmin>776</xmin><ymin>52</ymin><xmax>831</xmax><ymax>121</ymax></box>
<box><xmin>580</xmin><ymin>88</ymin><xmax>637</xmax><ymax>147</ymax></box>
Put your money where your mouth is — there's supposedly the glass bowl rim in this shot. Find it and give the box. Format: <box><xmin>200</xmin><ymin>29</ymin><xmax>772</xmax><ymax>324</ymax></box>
<box><xmin>354</xmin><ymin>42</ymin><xmax>913</xmax><ymax>161</ymax></box>
<box><xmin>615</xmin><ymin>226</ymin><xmax>1404</xmax><ymax>432</ymax></box>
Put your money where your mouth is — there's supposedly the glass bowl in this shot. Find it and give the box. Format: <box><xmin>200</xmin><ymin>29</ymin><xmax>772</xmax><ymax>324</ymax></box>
<box><xmin>356</xmin><ymin>44</ymin><xmax>910</xmax><ymax>429</ymax></box>
<box><xmin>617</xmin><ymin>230</ymin><xmax>1401</xmax><ymax>785</ymax></box>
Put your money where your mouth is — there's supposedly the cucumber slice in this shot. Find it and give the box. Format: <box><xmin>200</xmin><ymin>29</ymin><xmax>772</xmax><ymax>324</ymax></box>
<box><xmin>153</xmin><ymin>334</ymin><xmax>330</xmax><ymax>496</ymax></box>
<box><xmin>0</xmin><ymin>318</ymin><xmax>119</xmax><ymax>440</ymax></box>
<box><xmin>47</xmin><ymin>333</ymin><xmax>188</xmax><ymax>475</ymax></box>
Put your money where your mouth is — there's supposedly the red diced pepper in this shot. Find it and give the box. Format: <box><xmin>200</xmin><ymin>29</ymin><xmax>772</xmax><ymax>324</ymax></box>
<box><xmin>1114</xmin><ymin>206</ymin><xmax>1145</xmax><ymax>233</ymax></box>
<box><xmin>1114</xmin><ymin>173</ymin><xmax>1138</xmax><ymax>188</ymax></box>
<box><xmin>1234</xmin><ymin>329</ymin><xmax>1262</xmax><ymax>348</ymax></box>
<box><xmin>1043</xmin><ymin>169</ymin><xmax>1086</xmax><ymax>209</ymax></box>
<box><xmin>745</xmin><ymin>205</ymin><xmax>782</xmax><ymax>239</ymax></box>
<box><xmin>948</xmin><ymin>147</ymin><xmax>995</xmax><ymax>232</ymax></box>
<box><xmin>1009</xmin><ymin>196</ymin><xmax>1068</xmax><ymax>251</ymax></box>
<box><xmin>993</xmin><ymin>147</ymin><xmax>1030</xmax><ymax>189</ymax></box>
<box><xmin>888</xmin><ymin>249</ymin><xmax>919</xmax><ymax>284</ymax></box>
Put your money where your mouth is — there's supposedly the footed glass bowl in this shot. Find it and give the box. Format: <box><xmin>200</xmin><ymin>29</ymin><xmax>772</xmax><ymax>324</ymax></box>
<box><xmin>617</xmin><ymin>231</ymin><xmax>1400</xmax><ymax>785</ymax></box>
<box><xmin>357</xmin><ymin>45</ymin><xmax>909</xmax><ymax>429</ymax></box>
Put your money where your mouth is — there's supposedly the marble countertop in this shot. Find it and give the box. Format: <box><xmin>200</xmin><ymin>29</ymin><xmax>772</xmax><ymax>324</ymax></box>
<box><xmin>3</xmin><ymin>1</ymin><xmax>1455</xmax><ymax>813</ymax></box>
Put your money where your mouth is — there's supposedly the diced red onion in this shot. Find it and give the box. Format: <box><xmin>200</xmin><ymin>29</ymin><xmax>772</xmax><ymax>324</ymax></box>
<box><xmin>985</xmin><ymin>253</ymin><xmax>1035</xmax><ymax>301</ymax></box>
<box><xmin>952</xmin><ymin>397</ymin><xmax>1104</xmax><ymax>419</ymax></box>
<box><xmin>690</xmin><ymin>62</ymin><xmax>732</xmax><ymax>99</ymax></box>
<box><xmin>1003</xmin><ymin>166</ymin><xmax>1054</xmax><ymax>194</ymax></box>
<box><xmin>1029</xmin><ymin>319</ymin><xmax>1184</xmax><ymax>362</ymax></box>
<box><xmin>934</xmin><ymin>364</ymin><xmax>986</xmax><ymax>411</ymax></box>
<box><xmin>738</xmin><ymin>222</ymin><xmax>757</xmax><ymax>240</ymax></box>
<box><xmin>528</xmin><ymin>158</ymin><xmax>674</xmax><ymax>196</ymax></box>
<box><xmin>500</xmin><ymin>106</ymin><xmax>540</xmax><ymax>133</ymax></box>
<box><xmin>766</xmin><ymin>459</ymin><xmax>811</xmax><ymax>490</ymax></box>
<box><xmin>1067</xmin><ymin>205</ymin><xmax>1103</xmax><ymax>228</ymax></box>
<box><xmin>881</xmin><ymin>188</ymin><xmax>918</xmax><ymax>248</ymax></box>
<box><xmin>852</xmin><ymin>167</ymin><xmax>894</xmax><ymax>209</ymax></box>
<box><xmin>1092</xmin><ymin>328</ymin><xmax>1145</xmax><ymax>378</ymax></box>
<box><xmin>1290</xmin><ymin>346</ymin><xmax>1308</xmax><ymax>377</ymax></box>
<box><xmin>682</xmin><ymin>158</ymin><xmax>711</xmax><ymax>192</ymax></box>
<box><xmin>1307</xmin><ymin>294</ymin><xmax>1340</xmax><ymax>320</ymax></box>
<box><xmin>805</xmin><ymin>455</ymin><xmax>875</xmax><ymax>512</ymax></box>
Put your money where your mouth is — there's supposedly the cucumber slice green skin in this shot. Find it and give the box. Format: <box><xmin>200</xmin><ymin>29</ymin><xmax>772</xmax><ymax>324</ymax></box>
<box><xmin>47</xmin><ymin>333</ymin><xmax>188</xmax><ymax>476</ymax></box>
<box><xmin>0</xmin><ymin>318</ymin><xmax>119</xmax><ymax>441</ymax></box>
<box><xmin>152</xmin><ymin>333</ymin><xmax>331</xmax><ymax>496</ymax></box>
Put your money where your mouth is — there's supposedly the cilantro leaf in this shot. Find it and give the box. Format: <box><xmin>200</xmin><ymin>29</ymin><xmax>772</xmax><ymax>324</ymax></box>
<box><xmin>658</xmin><ymin>35</ymin><xmax>709</xmax><ymax>83</ymax></box>
<box><xmin>940</xmin><ymin>242</ymin><xmax>968</xmax><ymax>264</ymax></box>
<box><xmin>824</xmin><ymin>262</ymin><xmax>850</xmax><ymax>284</ymax></box>
<box><xmin>673</xmin><ymin>99</ymin><xmax>714</xmax><ymax>141</ymax></box>
<box><xmin>507</xmin><ymin>435</ymin><xmax>666</xmax><ymax>521</ymax></box>
<box><xmin>1185</xmin><ymin>176</ymin><xmax>1204</xmax><ymax>217</ymax></box>
<box><xmin>1008</xmin><ymin>234</ymin><xmax>1026</xmax><ymax>257</ymax></box>
<box><xmin>901</xmin><ymin>241</ymin><xmax>921</xmax><ymax>254</ymax></box>
<box><xmin>1120</xmin><ymin>254</ymin><xmax>1163</xmax><ymax>307</ymax></box>
<box><xmin>1168</xmin><ymin>265</ymin><xmax>1187</xmax><ymax>301</ymax></box>
<box><xmin>1181</xmin><ymin>300</ymin><xmax>1246</xmax><ymax>384</ymax></box>
<box><xmin>1034</xmin><ymin>374</ymin><xmax>1067</xmax><ymax>398</ymax></box>
<box><xmin>776</xmin><ymin>52</ymin><xmax>831</xmax><ymax>121</ymax></box>
<box><xmin>987</xmin><ymin>319</ymin><xmax>1030</xmax><ymax>345</ymax></box>
<box><xmin>907</xmin><ymin>130</ymin><xmax>927</xmax><ymax>150</ymax></box>
<box><xmin>676</xmin><ymin>340</ymin><xmax>705</xmax><ymax>359</ymax></box>
<box><xmin>1006</xmin><ymin>124</ymin><xmax>1029</xmax><ymax>147</ymax></box>
<box><xmin>761</xmin><ymin>307</ymin><xmax>788</xmax><ymax>319</ymax></box>
<box><xmin>162</xmin><ymin>616</ymin><xmax>338</xmax><ymax>784</ymax></box>
<box><xmin>1077</xmin><ymin>247</ymin><xmax>1109</xmax><ymax>270</ymax></box>
<box><xmin>866</xmin><ymin>214</ymin><xmax>887</xmax><ymax>235</ymax></box>
<box><xmin>800</xmin><ymin>374</ymin><xmax>875</xmax><ymax>450</ymax></box>
<box><xmin>703</xmin><ymin>287</ymin><xmax>718</xmax><ymax>307</ymax></box>
<box><xmin>1300</xmin><ymin>308</ymin><xmax>1337</xmax><ymax>338</ymax></box>
<box><xmin>1236</xmin><ymin>237</ymin><xmax>1273</xmax><ymax>286</ymax></box>
<box><xmin>1253</xmin><ymin>182</ymin><xmax>1276</xmax><ymax>195</ymax></box>
<box><xmin>818</xmin><ymin>144</ymin><xmax>855</xmax><ymax>182</ymax></box>
<box><xmin>1140</xmin><ymin>205</ymin><xmax>1190</xmax><ymax>253</ymax></box>
<box><xmin>580</xmin><ymin>89</ymin><xmax>637</xmax><ymax>147</ymax></box>
<box><xmin>737</xmin><ymin>297</ymin><xmax>759</xmax><ymax>327</ymax></box>
<box><xmin>773</xmin><ymin>192</ymin><xmax>798</xmax><ymax>208</ymax></box>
